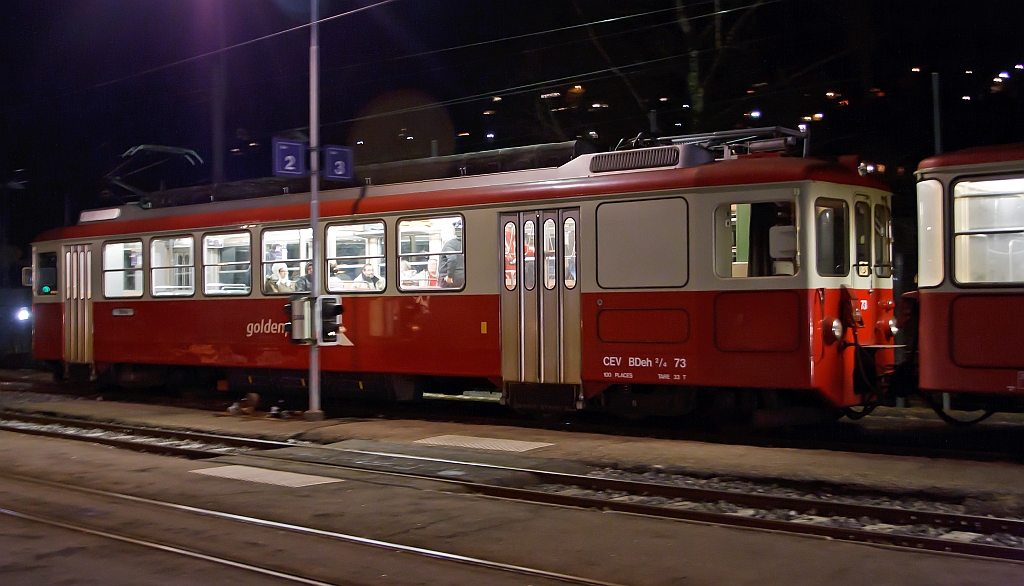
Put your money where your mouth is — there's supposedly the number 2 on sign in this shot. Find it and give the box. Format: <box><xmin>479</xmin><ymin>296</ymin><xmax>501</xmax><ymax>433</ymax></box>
<box><xmin>284</xmin><ymin>155</ymin><xmax>297</xmax><ymax>171</ymax></box>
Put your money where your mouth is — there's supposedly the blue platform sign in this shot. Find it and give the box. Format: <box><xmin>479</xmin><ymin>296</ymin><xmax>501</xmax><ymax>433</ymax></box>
<box><xmin>272</xmin><ymin>138</ymin><xmax>307</xmax><ymax>177</ymax></box>
<box><xmin>324</xmin><ymin>145</ymin><xmax>353</xmax><ymax>181</ymax></box>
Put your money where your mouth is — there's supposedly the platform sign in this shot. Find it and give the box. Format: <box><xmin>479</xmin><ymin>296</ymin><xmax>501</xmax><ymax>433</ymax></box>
<box><xmin>324</xmin><ymin>145</ymin><xmax>353</xmax><ymax>181</ymax></box>
<box><xmin>272</xmin><ymin>138</ymin><xmax>307</xmax><ymax>177</ymax></box>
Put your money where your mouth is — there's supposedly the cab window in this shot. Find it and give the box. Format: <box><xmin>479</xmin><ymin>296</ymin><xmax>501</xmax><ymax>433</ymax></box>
<box><xmin>35</xmin><ymin>252</ymin><xmax>58</xmax><ymax>295</ymax></box>
<box><xmin>815</xmin><ymin>198</ymin><xmax>850</xmax><ymax>277</ymax></box>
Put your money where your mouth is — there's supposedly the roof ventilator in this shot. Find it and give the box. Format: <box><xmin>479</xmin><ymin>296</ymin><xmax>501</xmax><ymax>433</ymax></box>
<box><xmin>590</xmin><ymin>146</ymin><xmax>681</xmax><ymax>173</ymax></box>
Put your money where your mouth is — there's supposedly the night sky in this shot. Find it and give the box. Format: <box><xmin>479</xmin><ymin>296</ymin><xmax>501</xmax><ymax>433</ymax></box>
<box><xmin>1</xmin><ymin>0</ymin><xmax>1023</xmax><ymax>280</ymax></box>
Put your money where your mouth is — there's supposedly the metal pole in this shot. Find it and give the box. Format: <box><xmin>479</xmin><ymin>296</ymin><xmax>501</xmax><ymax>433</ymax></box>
<box><xmin>306</xmin><ymin>0</ymin><xmax>324</xmax><ymax>421</ymax></box>
<box><xmin>931</xmin><ymin>72</ymin><xmax>942</xmax><ymax>155</ymax></box>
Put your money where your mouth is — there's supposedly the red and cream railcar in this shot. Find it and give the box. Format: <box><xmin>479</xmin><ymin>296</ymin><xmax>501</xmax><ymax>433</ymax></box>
<box><xmin>28</xmin><ymin>130</ymin><xmax>894</xmax><ymax>417</ymax></box>
<box><xmin>914</xmin><ymin>144</ymin><xmax>1024</xmax><ymax>405</ymax></box>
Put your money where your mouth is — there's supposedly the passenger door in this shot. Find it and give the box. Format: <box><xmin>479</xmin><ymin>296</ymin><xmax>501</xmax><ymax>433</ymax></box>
<box><xmin>499</xmin><ymin>209</ymin><xmax>581</xmax><ymax>386</ymax></box>
<box><xmin>63</xmin><ymin>244</ymin><xmax>94</xmax><ymax>367</ymax></box>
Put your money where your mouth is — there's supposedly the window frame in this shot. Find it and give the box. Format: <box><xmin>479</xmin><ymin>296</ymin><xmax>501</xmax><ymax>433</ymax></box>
<box><xmin>396</xmin><ymin>213</ymin><xmax>466</xmax><ymax>293</ymax></box>
<box><xmin>150</xmin><ymin>234</ymin><xmax>196</xmax><ymax>298</ymax></box>
<box><xmin>101</xmin><ymin>238</ymin><xmax>145</xmax><ymax>299</ymax></box>
<box><xmin>325</xmin><ymin>219</ymin><xmax>387</xmax><ymax>294</ymax></box>
<box><xmin>950</xmin><ymin>174</ymin><xmax>1024</xmax><ymax>287</ymax></box>
<box><xmin>814</xmin><ymin>197</ymin><xmax>851</xmax><ymax>277</ymax></box>
<box><xmin>503</xmin><ymin>221</ymin><xmax>517</xmax><ymax>291</ymax></box>
<box><xmin>713</xmin><ymin>199</ymin><xmax>798</xmax><ymax>279</ymax></box>
<box><xmin>260</xmin><ymin>225</ymin><xmax>314</xmax><ymax>296</ymax></box>
<box><xmin>35</xmin><ymin>251</ymin><xmax>59</xmax><ymax>296</ymax></box>
<box><xmin>873</xmin><ymin>203</ymin><xmax>893</xmax><ymax>278</ymax></box>
<box><xmin>202</xmin><ymin>230</ymin><xmax>253</xmax><ymax>297</ymax></box>
<box><xmin>854</xmin><ymin>200</ymin><xmax>872</xmax><ymax>277</ymax></box>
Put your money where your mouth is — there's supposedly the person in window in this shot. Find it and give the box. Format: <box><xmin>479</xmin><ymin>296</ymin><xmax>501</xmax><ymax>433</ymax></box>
<box><xmin>266</xmin><ymin>263</ymin><xmax>295</xmax><ymax>293</ymax></box>
<box><xmin>439</xmin><ymin>224</ymin><xmax>464</xmax><ymax>288</ymax></box>
<box><xmin>400</xmin><ymin>260</ymin><xmax>418</xmax><ymax>286</ymax></box>
<box><xmin>353</xmin><ymin>263</ymin><xmax>384</xmax><ymax>290</ymax></box>
<box><xmin>294</xmin><ymin>262</ymin><xmax>313</xmax><ymax>292</ymax></box>
<box><xmin>415</xmin><ymin>256</ymin><xmax>439</xmax><ymax>288</ymax></box>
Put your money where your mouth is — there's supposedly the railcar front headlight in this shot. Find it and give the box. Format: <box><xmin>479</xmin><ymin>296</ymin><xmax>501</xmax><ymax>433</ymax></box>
<box><xmin>824</xmin><ymin>318</ymin><xmax>844</xmax><ymax>344</ymax></box>
<box><xmin>15</xmin><ymin>307</ymin><xmax>30</xmax><ymax>322</ymax></box>
<box><xmin>888</xmin><ymin>317</ymin><xmax>899</xmax><ymax>337</ymax></box>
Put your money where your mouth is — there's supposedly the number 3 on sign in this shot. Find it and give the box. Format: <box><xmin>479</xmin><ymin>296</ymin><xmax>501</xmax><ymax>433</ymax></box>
<box><xmin>333</xmin><ymin>160</ymin><xmax>346</xmax><ymax>175</ymax></box>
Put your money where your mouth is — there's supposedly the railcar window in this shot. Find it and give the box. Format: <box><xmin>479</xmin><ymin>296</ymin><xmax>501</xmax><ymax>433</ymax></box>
<box><xmin>874</xmin><ymin>204</ymin><xmax>893</xmax><ymax>278</ymax></box>
<box><xmin>953</xmin><ymin>177</ymin><xmax>1024</xmax><ymax>284</ymax></box>
<box><xmin>543</xmin><ymin>219</ymin><xmax>557</xmax><ymax>290</ymax></box>
<box><xmin>714</xmin><ymin>201</ymin><xmax>796</xmax><ymax>278</ymax></box>
<box><xmin>564</xmin><ymin>217</ymin><xmax>577</xmax><ymax>289</ymax></box>
<box><xmin>35</xmin><ymin>252</ymin><xmax>58</xmax><ymax>295</ymax></box>
<box><xmin>102</xmin><ymin>240</ymin><xmax>143</xmax><ymax>298</ymax></box>
<box><xmin>815</xmin><ymin>199</ymin><xmax>850</xmax><ymax>277</ymax></box>
<box><xmin>326</xmin><ymin>221</ymin><xmax>386</xmax><ymax>293</ymax></box>
<box><xmin>503</xmin><ymin>222</ymin><xmax>517</xmax><ymax>291</ymax></box>
<box><xmin>203</xmin><ymin>232</ymin><xmax>251</xmax><ymax>295</ymax></box>
<box><xmin>151</xmin><ymin>236</ymin><xmax>194</xmax><ymax>297</ymax></box>
<box><xmin>262</xmin><ymin>228</ymin><xmax>312</xmax><ymax>295</ymax></box>
<box><xmin>397</xmin><ymin>215</ymin><xmax>464</xmax><ymax>291</ymax></box>
<box><xmin>598</xmin><ymin>198</ymin><xmax>688</xmax><ymax>288</ymax></box>
<box><xmin>855</xmin><ymin>201</ymin><xmax>871</xmax><ymax>277</ymax></box>
<box><xmin>523</xmin><ymin>220</ymin><xmax>536</xmax><ymax>290</ymax></box>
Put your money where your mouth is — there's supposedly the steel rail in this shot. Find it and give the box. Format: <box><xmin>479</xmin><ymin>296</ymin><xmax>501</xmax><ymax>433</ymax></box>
<box><xmin>0</xmin><ymin>410</ymin><xmax>299</xmax><ymax>449</ymax></box>
<box><xmin>0</xmin><ymin>506</ymin><xmax>339</xmax><ymax>586</ymax></box>
<box><xmin>0</xmin><ymin>471</ymin><xmax>627</xmax><ymax>586</ymax></box>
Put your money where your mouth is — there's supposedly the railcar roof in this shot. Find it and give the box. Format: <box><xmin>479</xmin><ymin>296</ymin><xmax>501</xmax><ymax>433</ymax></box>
<box><xmin>34</xmin><ymin>153</ymin><xmax>886</xmax><ymax>243</ymax></box>
<box><xmin>917</xmin><ymin>142</ymin><xmax>1024</xmax><ymax>172</ymax></box>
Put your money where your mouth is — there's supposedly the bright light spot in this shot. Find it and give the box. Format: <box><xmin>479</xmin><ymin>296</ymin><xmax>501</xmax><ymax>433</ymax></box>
<box><xmin>1017</xmin><ymin>64</ymin><xmax>1024</xmax><ymax>70</ymax></box>
<box><xmin>966</xmin><ymin>70</ymin><xmax>973</xmax><ymax>74</ymax></box>
<box><xmin>588</xmin><ymin>131</ymin><xmax>599</xmax><ymax>138</ymax></box>
<box><xmin>230</xmin><ymin>148</ymin><xmax>241</xmax><ymax>153</ymax></box>
<box><xmin>572</xmin><ymin>85</ymin><xmax>583</xmax><ymax>91</ymax></box>
<box><xmin>406</xmin><ymin>136</ymin><xmax>414</xmax><ymax>140</ymax></box>
<box><xmin>798</xmin><ymin>123</ymin><xmax>808</xmax><ymax>132</ymax></box>
<box><xmin>248</xmin><ymin>142</ymin><xmax>259</xmax><ymax>147</ymax></box>
<box><xmin>681</xmin><ymin>104</ymin><xmax>690</xmax><ymax>108</ymax></box>
<box><xmin>675</xmin><ymin>122</ymin><xmax>683</xmax><ymax>127</ymax></box>
<box><xmin>813</xmin><ymin>113</ymin><xmax>824</xmax><ymax>121</ymax></box>
<box><xmin>591</xmin><ymin>103</ymin><xmax>608</xmax><ymax>109</ymax></box>
<box><xmin>802</xmin><ymin>116</ymin><xmax>813</xmax><ymax>122</ymax></box>
<box><xmin>993</xmin><ymin>77</ymin><xmax>1003</xmax><ymax>83</ymax></box>
<box><xmin>457</xmin><ymin>132</ymin><xmax>469</xmax><ymax>137</ymax></box>
<box><xmin>866</xmin><ymin>164</ymin><xmax>875</xmax><ymax>173</ymax></box>
<box><xmin>486</xmin><ymin>133</ymin><xmax>495</xmax><ymax>139</ymax></box>
<box><xmin>999</xmin><ymin>71</ymin><xmax>1010</xmax><ymax>78</ymax></box>
<box><xmin>876</xmin><ymin>164</ymin><xmax>886</xmax><ymax>173</ymax></box>
<box><xmin>16</xmin><ymin>308</ymin><xmax>30</xmax><ymax>321</ymax></box>
<box><xmin>825</xmin><ymin>91</ymin><xmax>837</xmax><ymax>98</ymax></box>
<box><xmin>962</xmin><ymin>95</ymin><xmax>971</xmax><ymax>100</ymax></box>
<box><xmin>541</xmin><ymin>92</ymin><xmax>561</xmax><ymax>99</ymax></box>
<box><xmin>483</xmin><ymin>110</ymin><xmax>496</xmax><ymax>115</ymax></box>
<box><xmin>492</xmin><ymin>96</ymin><xmax>502</xmax><ymax>102</ymax></box>
<box><xmin>659</xmin><ymin>97</ymin><xmax>669</xmax><ymax>102</ymax></box>
<box><xmin>746</xmin><ymin>90</ymin><xmax>755</xmax><ymax>94</ymax></box>
<box><xmin>550</xmin><ymin>107</ymin><xmax>568</xmax><ymax>112</ymax></box>
<box><xmin>748</xmin><ymin>110</ymin><xmax>761</xmax><ymax>118</ymax></box>
<box><xmin>356</xmin><ymin>140</ymin><xmax>364</xmax><ymax>145</ymax></box>
<box><xmin>838</xmin><ymin>99</ymin><xmax>849</xmax><ymax>106</ymax></box>
<box><xmin>911</xmin><ymin>67</ymin><xmax>921</xmax><ymax>72</ymax></box>
<box><xmin>41</xmin><ymin>285</ymin><xmax>51</xmax><ymax>294</ymax></box>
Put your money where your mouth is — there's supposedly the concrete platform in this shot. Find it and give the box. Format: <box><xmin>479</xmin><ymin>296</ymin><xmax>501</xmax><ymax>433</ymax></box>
<box><xmin>2</xmin><ymin>378</ymin><xmax>1024</xmax><ymax>507</ymax></box>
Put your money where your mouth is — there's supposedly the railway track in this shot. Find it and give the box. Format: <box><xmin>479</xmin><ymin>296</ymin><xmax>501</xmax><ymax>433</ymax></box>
<box><xmin>2</xmin><ymin>410</ymin><xmax>1023</xmax><ymax>562</ymax></box>
<box><xmin>0</xmin><ymin>471</ymin><xmax>623</xmax><ymax>586</ymax></box>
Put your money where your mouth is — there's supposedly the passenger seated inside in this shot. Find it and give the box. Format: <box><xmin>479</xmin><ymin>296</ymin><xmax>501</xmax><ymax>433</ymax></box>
<box><xmin>353</xmin><ymin>263</ymin><xmax>384</xmax><ymax>290</ymax></box>
<box><xmin>265</xmin><ymin>263</ymin><xmax>295</xmax><ymax>293</ymax></box>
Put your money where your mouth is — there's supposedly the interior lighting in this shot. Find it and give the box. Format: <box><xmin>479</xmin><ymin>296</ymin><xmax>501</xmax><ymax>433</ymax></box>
<box><xmin>911</xmin><ymin>67</ymin><xmax>921</xmax><ymax>72</ymax></box>
<box><xmin>999</xmin><ymin>71</ymin><xmax>1010</xmax><ymax>78</ymax></box>
<box><xmin>16</xmin><ymin>307</ymin><xmax>30</xmax><ymax>321</ymax></box>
